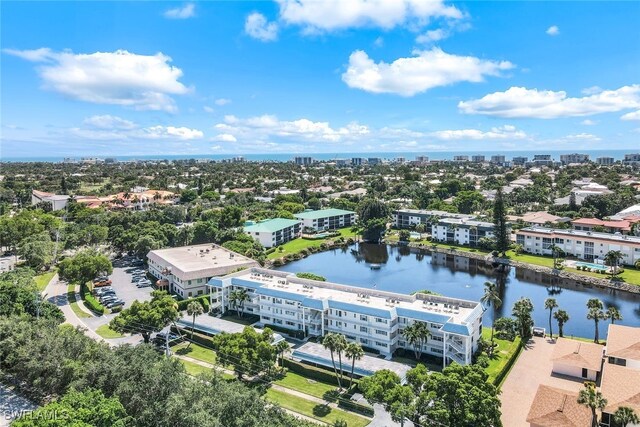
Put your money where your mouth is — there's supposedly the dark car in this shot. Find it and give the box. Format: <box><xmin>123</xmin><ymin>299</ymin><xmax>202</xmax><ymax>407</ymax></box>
<box><xmin>153</xmin><ymin>332</ymin><xmax>182</xmax><ymax>345</ymax></box>
<box><xmin>106</xmin><ymin>300</ymin><xmax>125</xmax><ymax>309</ymax></box>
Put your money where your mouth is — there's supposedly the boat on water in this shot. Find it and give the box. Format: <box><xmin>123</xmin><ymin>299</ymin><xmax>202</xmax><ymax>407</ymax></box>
<box><xmin>369</xmin><ymin>264</ymin><xmax>381</xmax><ymax>270</ymax></box>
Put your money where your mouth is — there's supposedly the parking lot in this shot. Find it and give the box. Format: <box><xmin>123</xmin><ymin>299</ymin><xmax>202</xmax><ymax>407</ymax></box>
<box><xmin>108</xmin><ymin>256</ymin><xmax>155</xmax><ymax>307</ymax></box>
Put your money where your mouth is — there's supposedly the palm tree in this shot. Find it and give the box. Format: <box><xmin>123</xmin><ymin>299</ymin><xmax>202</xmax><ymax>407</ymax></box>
<box><xmin>604</xmin><ymin>250</ymin><xmax>624</xmax><ymax>278</ymax></box>
<box><xmin>481</xmin><ymin>281</ymin><xmax>502</xmax><ymax>353</ymax></box>
<box><xmin>274</xmin><ymin>340</ymin><xmax>289</xmax><ymax>368</ymax></box>
<box><xmin>544</xmin><ymin>298</ymin><xmax>558</xmax><ymax>339</ymax></box>
<box><xmin>614</xmin><ymin>406</ymin><xmax>639</xmax><ymax>427</ymax></box>
<box><xmin>577</xmin><ymin>382</ymin><xmax>607</xmax><ymax>427</ymax></box>
<box><xmin>553</xmin><ymin>310</ymin><xmax>569</xmax><ymax>338</ymax></box>
<box><xmin>235</xmin><ymin>289</ymin><xmax>249</xmax><ymax>317</ymax></box>
<box><xmin>548</xmin><ymin>244</ymin><xmax>562</xmax><ymax>269</ymax></box>
<box><xmin>469</xmin><ymin>225</ymin><xmax>478</xmax><ymax>247</ymax></box>
<box><xmin>186</xmin><ymin>301</ymin><xmax>204</xmax><ymax>342</ymax></box>
<box><xmin>586</xmin><ymin>298</ymin><xmax>606</xmax><ymax>344</ymax></box>
<box><xmin>606</xmin><ymin>306</ymin><xmax>623</xmax><ymax>325</ymax></box>
<box><xmin>344</xmin><ymin>342</ymin><xmax>364</xmax><ymax>389</ymax></box>
<box><xmin>403</xmin><ymin>321</ymin><xmax>430</xmax><ymax>360</ymax></box>
<box><xmin>322</xmin><ymin>333</ymin><xmax>346</xmax><ymax>389</ymax></box>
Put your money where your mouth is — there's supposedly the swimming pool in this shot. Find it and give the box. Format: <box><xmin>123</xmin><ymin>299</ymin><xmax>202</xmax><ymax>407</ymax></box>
<box><xmin>575</xmin><ymin>261</ymin><xmax>608</xmax><ymax>271</ymax></box>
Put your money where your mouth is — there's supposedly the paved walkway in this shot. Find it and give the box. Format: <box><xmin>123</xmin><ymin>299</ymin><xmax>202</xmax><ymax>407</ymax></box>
<box><xmin>499</xmin><ymin>336</ymin><xmax>586</xmax><ymax>427</ymax></box>
<box><xmin>0</xmin><ymin>384</ymin><xmax>38</xmax><ymax>427</ymax></box>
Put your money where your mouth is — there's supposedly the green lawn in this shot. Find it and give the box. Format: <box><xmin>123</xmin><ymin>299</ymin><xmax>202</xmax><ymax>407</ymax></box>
<box><xmin>267</xmin><ymin>227</ymin><xmax>357</xmax><ymax>260</ymax></box>
<box><xmin>95</xmin><ymin>324</ymin><xmax>124</xmax><ymax>339</ymax></box>
<box><xmin>67</xmin><ymin>284</ymin><xmax>91</xmax><ymax>318</ymax></box>
<box><xmin>34</xmin><ymin>270</ymin><xmax>56</xmax><ymax>292</ymax></box>
<box><xmin>274</xmin><ymin>371</ymin><xmax>339</xmax><ymax>400</ymax></box>
<box><xmin>173</xmin><ymin>342</ymin><xmax>217</xmax><ymax>364</ymax></box>
<box><xmin>265</xmin><ymin>388</ymin><xmax>370</xmax><ymax>427</ymax></box>
<box><xmin>481</xmin><ymin>327</ymin><xmax>522</xmax><ymax>386</ymax></box>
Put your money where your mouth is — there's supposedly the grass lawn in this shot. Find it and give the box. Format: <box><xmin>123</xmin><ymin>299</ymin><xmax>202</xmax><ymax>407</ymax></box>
<box><xmin>34</xmin><ymin>270</ymin><xmax>56</xmax><ymax>292</ymax></box>
<box><xmin>266</xmin><ymin>388</ymin><xmax>370</xmax><ymax>427</ymax></box>
<box><xmin>274</xmin><ymin>371</ymin><xmax>339</xmax><ymax>400</ymax></box>
<box><xmin>481</xmin><ymin>327</ymin><xmax>522</xmax><ymax>386</ymax></box>
<box><xmin>173</xmin><ymin>342</ymin><xmax>217</xmax><ymax>364</ymax></box>
<box><xmin>267</xmin><ymin>227</ymin><xmax>356</xmax><ymax>260</ymax></box>
<box><xmin>220</xmin><ymin>313</ymin><xmax>260</xmax><ymax>325</ymax></box>
<box><xmin>391</xmin><ymin>355</ymin><xmax>443</xmax><ymax>373</ymax></box>
<box><xmin>67</xmin><ymin>284</ymin><xmax>91</xmax><ymax>318</ymax></box>
<box><xmin>95</xmin><ymin>324</ymin><xmax>124</xmax><ymax>339</ymax></box>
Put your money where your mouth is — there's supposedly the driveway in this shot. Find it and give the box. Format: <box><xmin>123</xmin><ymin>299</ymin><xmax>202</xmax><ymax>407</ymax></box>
<box><xmin>0</xmin><ymin>384</ymin><xmax>38</xmax><ymax>427</ymax></box>
<box><xmin>499</xmin><ymin>337</ymin><xmax>586</xmax><ymax>427</ymax></box>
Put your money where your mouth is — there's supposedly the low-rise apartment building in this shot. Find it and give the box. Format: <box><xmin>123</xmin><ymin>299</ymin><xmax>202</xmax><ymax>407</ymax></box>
<box><xmin>294</xmin><ymin>208</ymin><xmax>355</xmax><ymax>232</ymax></box>
<box><xmin>393</xmin><ymin>209</ymin><xmax>475</xmax><ymax>232</ymax></box>
<box><xmin>515</xmin><ymin>227</ymin><xmax>640</xmax><ymax>265</ymax></box>
<box><xmin>432</xmin><ymin>218</ymin><xmax>495</xmax><ymax>247</ymax></box>
<box><xmin>147</xmin><ymin>244</ymin><xmax>258</xmax><ymax>299</ymax></box>
<box><xmin>244</xmin><ymin>218</ymin><xmax>302</xmax><ymax>248</ymax></box>
<box><xmin>208</xmin><ymin>267</ymin><xmax>483</xmax><ymax>365</ymax></box>
<box><xmin>31</xmin><ymin>190</ymin><xmax>71</xmax><ymax>211</ymax></box>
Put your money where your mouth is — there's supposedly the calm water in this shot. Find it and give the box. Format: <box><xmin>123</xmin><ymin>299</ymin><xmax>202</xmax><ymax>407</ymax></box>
<box><xmin>277</xmin><ymin>244</ymin><xmax>640</xmax><ymax>339</ymax></box>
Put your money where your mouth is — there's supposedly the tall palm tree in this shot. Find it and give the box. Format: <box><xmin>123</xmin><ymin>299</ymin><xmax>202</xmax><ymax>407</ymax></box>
<box><xmin>586</xmin><ymin>298</ymin><xmax>606</xmax><ymax>344</ymax></box>
<box><xmin>186</xmin><ymin>301</ymin><xmax>204</xmax><ymax>342</ymax></box>
<box><xmin>553</xmin><ymin>310</ymin><xmax>569</xmax><ymax>338</ymax></box>
<box><xmin>403</xmin><ymin>321</ymin><xmax>430</xmax><ymax>360</ymax></box>
<box><xmin>577</xmin><ymin>382</ymin><xmax>607</xmax><ymax>427</ymax></box>
<box><xmin>322</xmin><ymin>333</ymin><xmax>345</xmax><ymax>389</ymax></box>
<box><xmin>548</xmin><ymin>244</ymin><xmax>561</xmax><ymax>268</ymax></box>
<box><xmin>604</xmin><ymin>250</ymin><xmax>624</xmax><ymax>278</ymax></box>
<box><xmin>481</xmin><ymin>281</ymin><xmax>502</xmax><ymax>353</ymax></box>
<box><xmin>274</xmin><ymin>340</ymin><xmax>289</xmax><ymax>368</ymax></box>
<box><xmin>469</xmin><ymin>225</ymin><xmax>478</xmax><ymax>247</ymax></box>
<box><xmin>345</xmin><ymin>342</ymin><xmax>365</xmax><ymax>389</ymax></box>
<box><xmin>544</xmin><ymin>298</ymin><xmax>558</xmax><ymax>339</ymax></box>
<box><xmin>614</xmin><ymin>406</ymin><xmax>639</xmax><ymax>427</ymax></box>
<box><xmin>606</xmin><ymin>306</ymin><xmax>623</xmax><ymax>325</ymax></box>
<box><xmin>235</xmin><ymin>289</ymin><xmax>249</xmax><ymax>318</ymax></box>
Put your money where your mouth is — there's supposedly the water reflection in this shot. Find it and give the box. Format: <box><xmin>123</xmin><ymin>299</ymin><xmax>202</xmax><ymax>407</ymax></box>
<box><xmin>277</xmin><ymin>243</ymin><xmax>640</xmax><ymax>338</ymax></box>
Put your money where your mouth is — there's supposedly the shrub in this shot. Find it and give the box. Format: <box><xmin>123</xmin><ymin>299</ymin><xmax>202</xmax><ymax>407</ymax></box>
<box><xmin>267</xmin><ymin>323</ymin><xmax>305</xmax><ymax>339</ymax></box>
<box><xmin>177</xmin><ymin>295</ymin><xmax>209</xmax><ymax>311</ymax></box>
<box><xmin>80</xmin><ymin>284</ymin><xmax>105</xmax><ymax>315</ymax></box>
<box><xmin>265</xmin><ymin>248</ymin><xmax>276</xmax><ymax>255</ymax></box>
<box><xmin>282</xmin><ymin>358</ymin><xmax>345</xmax><ymax>386</ymax></box>
<box><xmin>110</xmin><ymin>305</ymin><xmax>123</xmax><ymax>314</ymax></box>
<box><xmin>271</xmin><ymin>259</ymin><xmax>284</xmax><ymax>267</ymax></box>
<box><xmin>337</xmin><ymin>399</ymin><xmax>375</xmax><ymax>417</ymax></box>
<box><xmin>295</xmin><ymin>272</ymin><xmax>326</xmax><ymax>281</ymax></box>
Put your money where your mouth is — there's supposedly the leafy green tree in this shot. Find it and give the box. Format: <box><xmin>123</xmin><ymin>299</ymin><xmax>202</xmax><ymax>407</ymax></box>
<box><xmin>58</xmin><ymin>249</ymin><xmax>112</xmax><ymax>285</ymax></box>
<box><xmin>110</xmin><ymin>291</ymin><xmax>180</xmax><ymax>343</ymax></box>
<box><xmin>402</xmin><ymin>321</ymin><xmax>430</xmax><ymax>360</ymax></box>
<box><xmin>493</xmin><ymin>317</ymin><xmax>518</xmax><ymax>341</ymax></box>
<box><xmin>345</xmin><ymin>342</ymin><xmax>364</xmax><ymax>389</ymax></box>
<box><xmin>134</xmin><ymin>235</ymin><xmax>162</xmax><ymax>259</ymax></box>
<box><xmin>357</xmin><ymin>198</ymin><xmax>389</xmax><ymax>222</ymax></box>
<box><xmin>18</xmin><ymin>232</ymin><xmax>55</xmax><ymax>270</ymax></box>
<box><xmin>454</xmin><ymin>190</ymin><xmax>484</xmax><ymax>214</ymax></box>
<box><xmin>12</xmin><ymin>388</ymin><xmax>131</xmax><ymax>427</ymax></box>
<box><xmin>586</xmin><ymin>298</ymin><xmax>606</xmax><ymax>343</ymax></box>
<box><xmin>512</xmin><ymin>297</ymin><xmax>534</xmax><ymax>340</ymax></box>
<box><xmin>307</xmin><ymin>197</ymin><xmax>321</xmax><ymax>210</ymax></box>
<box><xmin>492</xmin><ymin>187</ymin><xmax>510</xmax><ymax>255</ymax></box>
<box><xmin>0</xmin><ymin>269</ymin><xmax>63</xmax><ymax>321</ymax></box>
<box><xmin>219</xmin><ymin>205</ymin><xmax>244</xmax><ymax>229</ymax></box>
<box><xmin>604</xmin><ymin>250</ymin><xmax>624</xmax><ymax>278</ymax></box>
<box><xmin>577</xmin><ymin>382</ymin><xmax>607</xmax><ymax>427</ymax></box>
<box><xmin>553</xmin><ymin>309</ymin><xmax>569</xmax><ymax>338</ymax></box>
<box><xmin>606</xmin><ymin>306</ymin><xmax>622</xmax><ymax>324</ymax></box>
<box><xmin>212</xmin><ymin>326</ymin><xmax>276</xmax><ymax>378</ymax></box>
<box><xmin>180</xmin><ymin>189</ymin><xmax>198</xmax><ymax>204</ymax></box>
<box><xmin>481</xmin><ymin>281</ymin><xmax>502</xmax><ymax>352</ymax></box>
<box><xmin>398</xmin><ymin>229</ymin><xmax>411</xmax><ymax>242</ymax></box>
<box><xmin>545</xmin><ymin>298</ymin><xmax>558</xmax><ymax>339</ymax></box>
<box><xmin>613</xmin><ymin>406</ymin><xmax>639</xmax><ymax>427</ymax></box>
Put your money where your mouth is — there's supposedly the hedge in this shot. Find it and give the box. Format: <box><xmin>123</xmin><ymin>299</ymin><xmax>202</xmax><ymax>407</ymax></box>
<box><xmin>493</xmin><ymin>338</ymin><xmax>524</xmax><ymax>387</ymax></box>
<box><xmin>337</xmin><ymin>399</ymin><xmax>374</xmax><ymax>417</ymax></box>
<box><xmin>80</xmin><ymin>284</ymin><xmax>105</xmax><ymax>315</ymax></box>
<box><xmin>171</xmin><ymin>325</ymin><xmax>214</xmax><ymax>348</ymax></box>
<box><xmin>177</xmin><ymin>295</ymin><xmax>210</xmax><ymax>312</ymax></box>
<box><xmin>282</xmin><ymin>358</ymin><xmax>347</xmax><ymax>387</ymax></box>
<box><xmin>266</xmin><ymin>324</ymin><xmax>305</xmax><ymax>340</ymax></box>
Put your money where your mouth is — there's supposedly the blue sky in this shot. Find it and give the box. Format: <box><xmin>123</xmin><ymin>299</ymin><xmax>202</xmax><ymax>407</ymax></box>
<box><xmin>1</xmin><ymin>1</ymin><xmax>639</xmax><ymax>158</ymax></box>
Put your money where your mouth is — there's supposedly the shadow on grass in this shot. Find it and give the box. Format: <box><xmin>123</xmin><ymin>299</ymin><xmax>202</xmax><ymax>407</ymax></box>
<box><xmin>175</xmin><ymin>346</ymin><xmax>193</xmax><ymax>356</ymax></box>
<box><xmin>323</xmin><ymin>390</ymin><xmax>340</xmax><ymax>403</ymax></box>
<box><xmin>312</xmin><ymin>404</ymin><xmax>332</xmax><ymax>418</ymax></box>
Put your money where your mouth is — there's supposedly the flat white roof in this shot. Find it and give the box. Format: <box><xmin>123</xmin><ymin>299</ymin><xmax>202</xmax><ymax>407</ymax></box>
<box><xmin>147</xmin><ymin>244</ymin><xmax>258</xmax><ymax>281</ymax></box>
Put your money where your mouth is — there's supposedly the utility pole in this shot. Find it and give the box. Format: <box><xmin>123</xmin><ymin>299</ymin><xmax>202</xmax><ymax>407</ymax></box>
<box><xmin>165</xmin><ymin>331</ymin><xmax>171</xmax><ymax>357</ymax></box>
<box><xmin>34</xmin><ymin>292</ymin><xmax>47</xmax><ymax>320</ymax></box>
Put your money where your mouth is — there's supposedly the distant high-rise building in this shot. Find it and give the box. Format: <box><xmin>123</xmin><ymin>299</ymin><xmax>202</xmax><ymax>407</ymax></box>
<box><xmin>351</xmin><ymin>157</ymin><xmax>365</xmax><ymax>166</ymax></box>
<box><xmin>453</xmin><ymin>155</ymin><xmax>469</xmax><ymax>162</ymax></box>
<box><xmin>532</xmin><ymin>154</ymin><xmax>553</xmax><ymax>166</ymax></box>
<box><xmin>512</xmin><ymin>156</ymin><xmax>528</xmax><ymax>166</ymax></box>
<box><xmin>368</xmin><ymin>157</ymin><xmax>383</xmax><ymax>165</ymax></box>
<box><xmin>596</xmin><ymin>157</ymin><xmax>615</xmax><ymax>166</ymax></box>
<box><xmin>560</xmin><ymin>153</ymin><xmax>589</xmax><ymax>165</ymax></box>
<box><xmin>623</xmin><ymin>153</ymin><xmax>640</xmax><ymax>165</ymax></box>
<box><xmin>294</xmin><ymin>156</ymin><xmax>313</xmax><ymax>166</ymax></box>
<box><xmin>490</xmin><ymin>155</ymin><xmax>506</xmax><ymax>164</ymax></box>
<box><xmin>232</xmin><ymin>156</ymin><xmax>245</xmax><ymax>162</ymax></box>
<box><xmin>395</xmin><ymin>157</ymin><xmax>406</xmax><ymax>163</ymax></box>
<box><xmin>335</xmin><ymin>159</ymin><xmax>348</xmax><ymax>166</ymax></box>
<box><xmin>471</xmin><ymin>155</ymin><xmax>485</xmax><ymax>163</ymax></box>
<box><xmin>415</xmin><ymin>155</ymin><xmax>429</xmax><ymax>163</ymax></box>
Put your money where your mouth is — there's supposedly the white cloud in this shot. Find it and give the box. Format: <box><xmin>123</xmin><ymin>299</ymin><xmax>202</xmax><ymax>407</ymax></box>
<box><xmin>245</xmin><ymin>12</ymin><xmax>279</xmax><ymax>41</ymax></box>
<box><xmin>581</xmin><ymin>119</ymin><xmax>597</xmax><ymax>125</ymax></box>
<box><xmin>275</xmin><ymin>0</ymin><xmax>462</xmax><ymax>33</ymax></box>
<box><xmin>429</xmin><ymin>125</ymin><xmax>527</xmax><ymax>140</ymax></box>
<box><xmin>373</xmin><ymin>37</ymin><xmax>384</xmax><ymax>48</ymax></box>
<box><xmin>546</xmin><ymin>25</ymin><xmax>559</xmax><ymax>36</ymax></box>
<box><xmin>581</xmin><ymin>86</ymin><xmax>603</xmax><ymax>95</ymax></box>
<box><xmin>621</xmin><ymin>110</ymin><xmax>640</xmax><ymax>121</ymax></box>
<box><xmin>4</xmin><ymin>48</ymin><xmax>190</xmax><ymax>112</ymax></box>
<box><xmin>215</xmin><ymin>98</ymin><xmax>231</xmax><ymax>106</ymax></box>
<box><xmin>458</xmin><ymin>85</ymin><xmax>640</xmax><ymax>118</ymax></box>
<box><xmin>84</xmin><ymin>115</ymin><xmax>136</xmax><ymax>130</ymax></box>
<box><xmin>70</xmin><ymin>116</ymin><xmax>203</xmax><ymax>141</ymax></box>
<box><xmin>164</xmin><ymin>3</ymin><xmax>195</xmax><ymax>19</ymax></box>
<box><xmin>563</xmin><ymin>133</ymin><xmax>601</xmax><ymax>141</ymax></box>
<box><xmin>203</xmin><ymin>106</ymin><xmax>215</xmax><ymax>113</ymax></box>
<box><xmin>213</xmin><ymin>133</ymin><xmax>238</xmax><ymax>142</ymax></box>
<box><xmin>342</xmin><ymin>48</ymin><xmax>515</xmax><ymax>96</ymax></box>
<box><xmin>416</xmin><ymin>29</ymin><xmax>447</xmax><ymax>44</ymax></box>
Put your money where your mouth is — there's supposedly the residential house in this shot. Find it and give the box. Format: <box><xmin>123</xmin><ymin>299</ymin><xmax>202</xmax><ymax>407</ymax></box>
<box><xmin>526</xmin><ymin>385</ymin><xmax>593</xmax><ymax>427</ymax></box>
<box><xmin>551</xmin><ymin>338</ymin><xmax>603</xmax><ymax>381</ymax></box>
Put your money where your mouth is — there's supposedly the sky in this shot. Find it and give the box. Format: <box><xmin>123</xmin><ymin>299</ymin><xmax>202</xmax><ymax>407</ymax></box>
<box><xmin>1</xmin><ymin>0</ymin><xmax>639</xmax><ymax>158</ymax></box>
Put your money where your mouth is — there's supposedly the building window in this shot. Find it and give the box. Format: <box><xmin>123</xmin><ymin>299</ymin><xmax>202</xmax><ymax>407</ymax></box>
<box><xmin>375</xmin><ymin>329</ymin><xmax>388</xmax><ymax>336</ymax></box>
<box><xmin>360</xmin><ymin>326</ymin><xmax>368</xmax><ymax>333</ymax></box>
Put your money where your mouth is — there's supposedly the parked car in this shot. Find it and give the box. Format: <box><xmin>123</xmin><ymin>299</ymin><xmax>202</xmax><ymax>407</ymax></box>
<box><xmin>100</xmin><ymin>296</ymin><xmax>118</xmax><ymax>303</ymax></box>
<box><xmin>97</xmin><ymin>291</ymin><xmax>116</xmax><ymax>298</ymax></box>
<box><xmin>106</xmin><ymin>300</ymin><xmax>125</xmax><ymax>309</ymax></box>
<box><xmin>153</xmin><ymin>332</ymin><xmax>181</xmax><ymax>345</ymax></box>
<box><xmin>93</xmin><ymin>279</ymin><xmax>112</xmax><ymax>287</ymax></box>
<box><xmin>94</xmin><ymin>287</ymin><xmax>113</xmax><ymax>295</ymax></box>
<box><xmin>532</xmin><ymin>327</ymin><xmax>546</xmax><ymax>337</ymax></box>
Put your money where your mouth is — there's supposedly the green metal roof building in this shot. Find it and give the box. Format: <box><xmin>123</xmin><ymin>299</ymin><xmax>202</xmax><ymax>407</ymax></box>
<box><xmin>244</xmin><ymin>218</ymin><xmax>302</xmax><ymax>248</ymax></box>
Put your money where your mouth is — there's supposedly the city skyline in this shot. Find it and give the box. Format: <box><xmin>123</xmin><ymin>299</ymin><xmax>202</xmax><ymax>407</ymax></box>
<box><xmin>2</xmin><ymin>1</ymin><xmax>640</xmax><ymax>158</ymax></box>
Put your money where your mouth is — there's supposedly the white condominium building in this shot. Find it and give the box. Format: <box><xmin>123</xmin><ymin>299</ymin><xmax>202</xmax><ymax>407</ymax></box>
<box><xmin>147</xmin><ymin>244</ymin><xmax>258</xmax><ymax>299</ymax></box>
<box><xmin>393</xmin><ymin>209</ymin><xmax>475</xmax><ymax>231</ymax></box>
<box><xmin>208</xmin><ymin>268</ymin><xmax>483</xmax><ymax>366</ymax></box>
<box><xmin>432</xmin><ymin>218</ymin><xmax>496</xmax><ymax>247</ymax></box>
<box><xmin>515</xmin><ymin>227</ymin><xmax>640</xmax><ymax>265</ymax></box>
<box><xmin>244</xmin><ymin>218</ymin><xmax>302</xmax><ymax>248</ymax></box>
<box><xmin>294</xmin><ymin>208</ymin><xmax>356</xmax><ymax>232</ymax></box>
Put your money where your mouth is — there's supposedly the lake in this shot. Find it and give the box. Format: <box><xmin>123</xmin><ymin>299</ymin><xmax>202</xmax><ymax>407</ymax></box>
<box><xmin>276</xmin><ymin>243</ymin><xmax>640</xmax><ymax>339</ymax></box>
